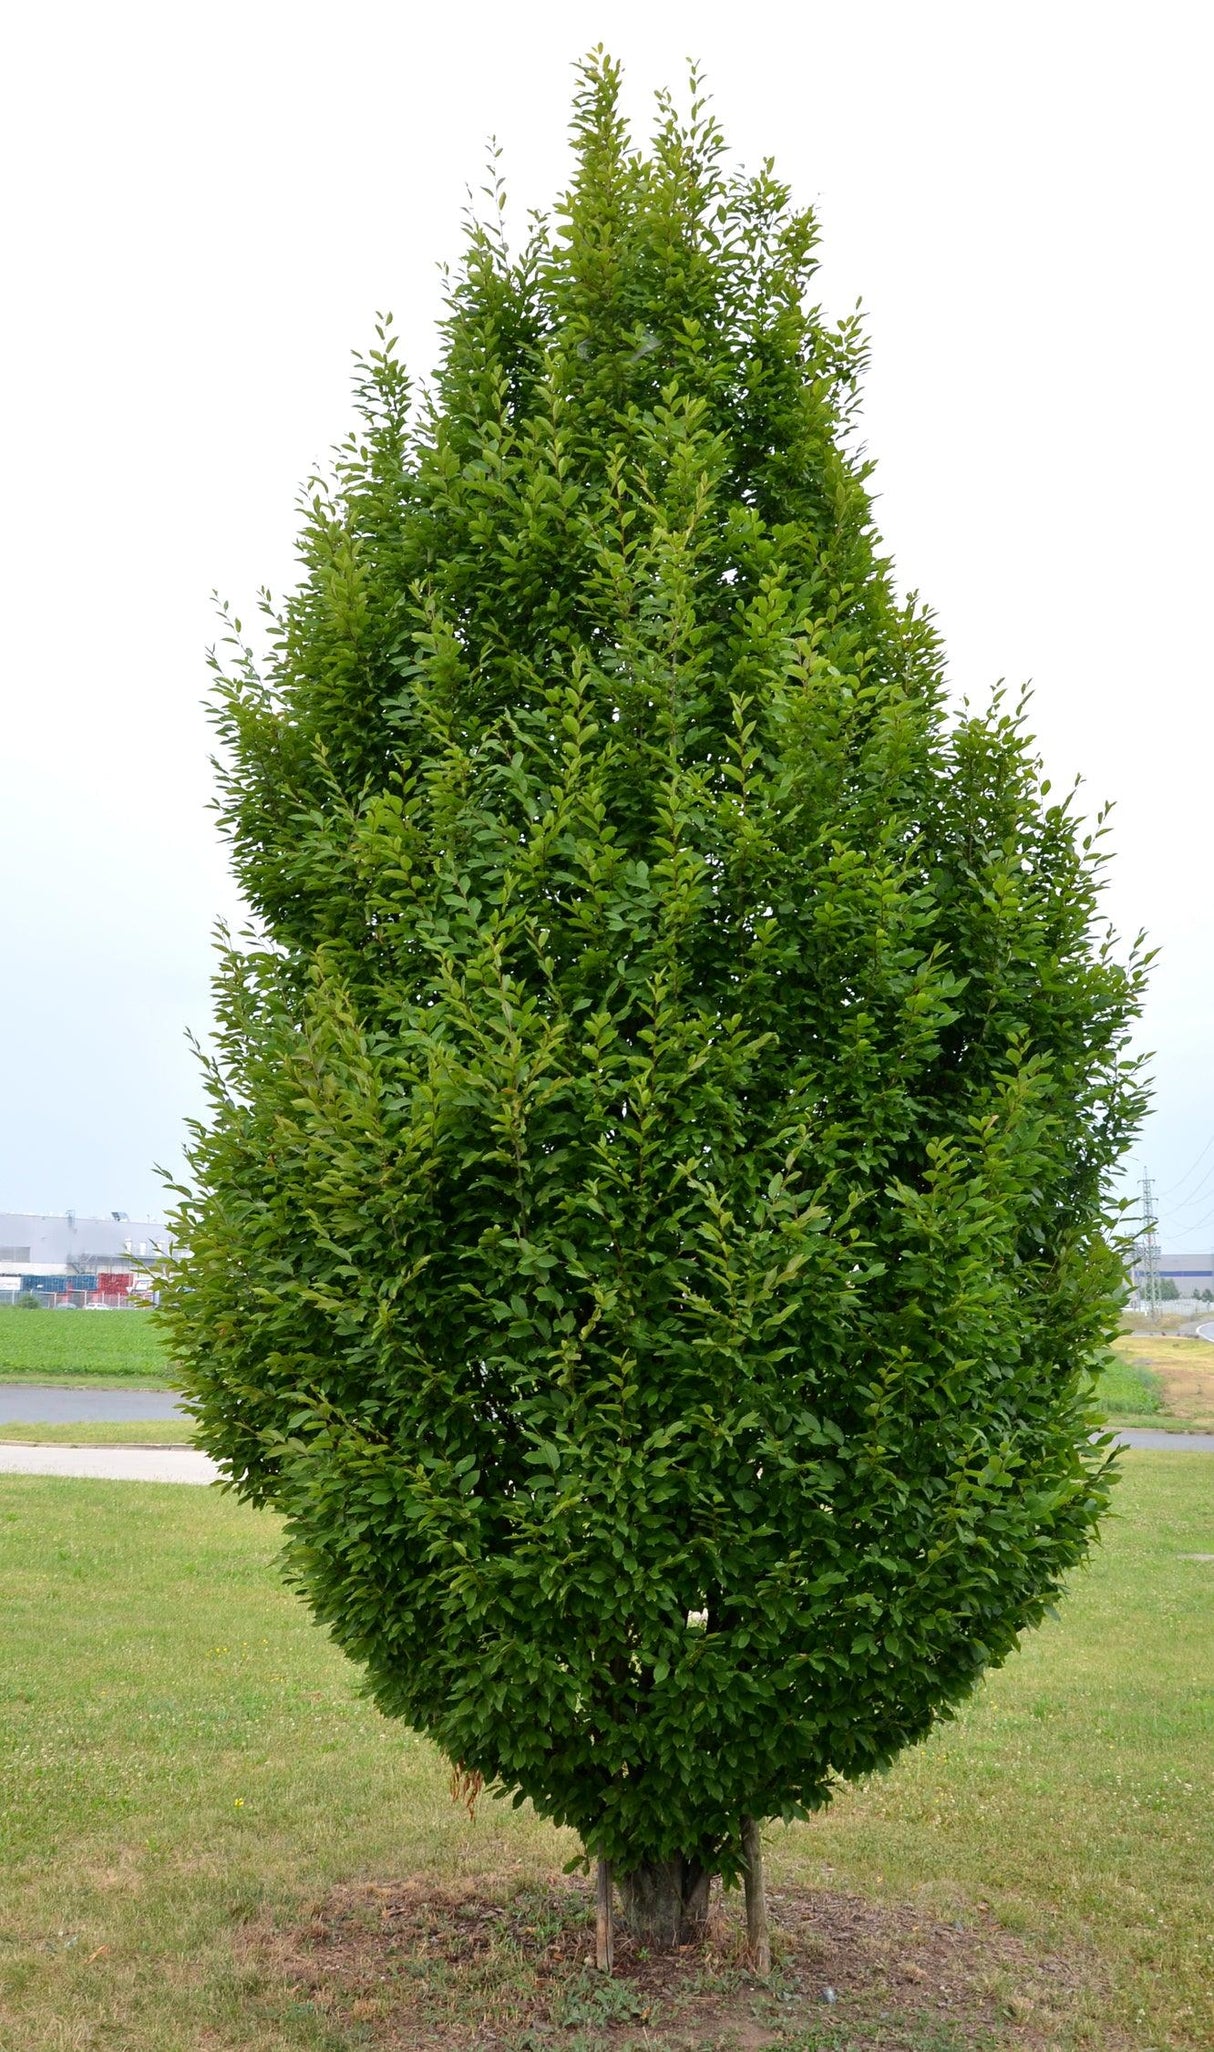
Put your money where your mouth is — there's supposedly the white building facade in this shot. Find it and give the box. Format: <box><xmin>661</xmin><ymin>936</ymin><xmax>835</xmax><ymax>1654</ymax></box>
<box><xmin>0</xmin><ymin>1212</ymin><xmax>173</xmax><ymax>1305</ymax></box>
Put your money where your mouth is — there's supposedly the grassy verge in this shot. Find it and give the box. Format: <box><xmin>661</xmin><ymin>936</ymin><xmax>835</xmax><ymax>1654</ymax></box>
<box><xmin>1087</xmin><ymin>1346</ymin><xmax>1206</xmax><ymax>1431</ymax></box>
<box><xmin>0</xmin><ymin>1419</ymin><xmax>194</xmax><ymax>1446</ymax></box>
<box><xmin>1091</xmin><ymin>1347</ymin><xmax>1166</xmax><ymax>1424</ymax></box>
<box><xmin>0</xmin><ymin>1305</ymin><xmax>172</xmax><ymax>1386</ymax></box>
<box><xmin>1</xmin><ymin>1456</ymin><xmax>1210</xmax><ymax>2050</ymax></box>
<box><xmin>0</xmin><ymin>1371</ymin><xmax>175</xmax><ymax>1391</ymax></box>
<box><xmin>1106</xmin><ymin>1335</ymin><xmax>1214</xmax><ymax>1432</ymax></box>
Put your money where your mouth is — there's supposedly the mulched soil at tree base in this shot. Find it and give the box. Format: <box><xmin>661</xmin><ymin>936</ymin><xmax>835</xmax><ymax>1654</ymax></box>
<box><xmin>245</xmin><ymin>1876</ymin><xmax>1116</xmax><ymax>2051</ymax></box>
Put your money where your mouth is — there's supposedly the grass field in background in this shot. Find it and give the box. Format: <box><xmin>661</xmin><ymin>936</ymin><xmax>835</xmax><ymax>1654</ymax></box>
<box><xmin>0</xmin><ymin>1455</ymin><xmax>1210</xmax><ymax>2050</ymax></box>
<box><xmin>1092</xmin><ymin>1348</ymin><xmax>1166</xmax><ymax>1424</ymax></box>
<box><xmin>1107</xmin><ymin>1335</ymin><xmax>1214</xmax><ymax>1432</ymax></box>
<box><xmin>0</xmin><ymin>1306</ymin><xmax>172</xmax><ymax>1386</ymax></box>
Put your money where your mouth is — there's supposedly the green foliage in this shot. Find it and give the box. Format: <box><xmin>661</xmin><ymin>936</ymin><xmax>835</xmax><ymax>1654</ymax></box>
<box><xmin>164</xmin><ymin>56</ymin><xmax>1147</xmax><ymax>1882</ymax></box>
<box><xmin>1156</xmin><ymin>1275</ymin><xmax>1180</xmax><ymax>1301</ymax></box>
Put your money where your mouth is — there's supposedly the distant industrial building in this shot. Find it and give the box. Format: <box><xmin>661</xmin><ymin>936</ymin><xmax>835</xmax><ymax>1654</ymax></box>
<box><xmin>0</xmin><ymin>1211</ymin><xmax>174</xmax><ymax>1306</ymax></box>
<box><xmin>1155</xmin><ymin>1249</ymin><xmax>1214</xmax><ymax>1291</ymax></box>
<box><xmin>1130</xmin><ymin>1244</ymin><xmax>1214</xmax><ymax>1308</ymax></box>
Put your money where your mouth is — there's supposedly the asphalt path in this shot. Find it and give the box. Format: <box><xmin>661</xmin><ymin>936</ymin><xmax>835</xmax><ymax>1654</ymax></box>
<box><xmin>0</xmin><ymin>1444</ymin><xmax>217</xmax><ymax>1484</ymax></box>
<box><xmin>0</xmin><ymin>1385</ymin><xmax>184</xmax><ymax>1423</ymax></box>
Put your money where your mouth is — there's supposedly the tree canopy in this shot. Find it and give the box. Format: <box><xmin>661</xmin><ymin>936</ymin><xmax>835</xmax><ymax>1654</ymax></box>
<box><xmin>164</xmin><ymin>53</ymin><xmax>1146</xmax><ymax>1931</ymax></box>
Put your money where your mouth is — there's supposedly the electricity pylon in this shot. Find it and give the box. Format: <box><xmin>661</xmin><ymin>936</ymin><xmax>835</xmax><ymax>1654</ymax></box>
<box><xmin>1138</xmin><ymin>1170</ymin><xmax>1161</xmax><ymax>1322</ymax></box>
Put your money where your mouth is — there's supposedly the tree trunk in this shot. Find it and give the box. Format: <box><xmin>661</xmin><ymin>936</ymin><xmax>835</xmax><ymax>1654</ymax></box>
<box><xmin>741</xmin><ymin>1815</ymin><xmax>770</xmax><ymax>1974</ymax></box>
<box><xmin>594</xmin><ymin>1858</ymin><xmax>614</xmax><ymax>1972</ymax></box>
<box><xmin>616</xmin><ymin>1856</ymin><xmax>712</xmax><ymax>1948</ymax></box>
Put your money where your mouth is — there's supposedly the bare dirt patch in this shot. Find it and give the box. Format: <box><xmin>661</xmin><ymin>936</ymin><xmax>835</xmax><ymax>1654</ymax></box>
<box><xmin>245</xmin><ymin>1875</ymin><xmax>1109</xmax><ymax>2051</ymax></box>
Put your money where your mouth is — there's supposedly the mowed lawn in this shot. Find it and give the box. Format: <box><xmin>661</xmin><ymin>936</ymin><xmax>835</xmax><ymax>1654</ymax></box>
<box><xmin>0</xmin><ymin>1307</ymin><xmax>172</xmax><ymax>1387</ymax></box>
<box><xmin>0</xmin><ymin>1457</ymin><xmax>1211</xmax><ymax>2051</ymax></box>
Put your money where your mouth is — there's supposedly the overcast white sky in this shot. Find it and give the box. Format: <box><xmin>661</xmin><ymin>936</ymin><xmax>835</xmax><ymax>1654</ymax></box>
<box><xmin>2</xmin><ymin>0</ymin><xmax>1210</xmax><ymax>1244</ymax></box>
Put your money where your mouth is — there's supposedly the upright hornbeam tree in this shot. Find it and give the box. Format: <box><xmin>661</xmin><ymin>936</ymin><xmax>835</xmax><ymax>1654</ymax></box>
<box><xmin>164</xmin><ymin>54</ymin><xmax>1146</xmax><ymax>1948</ymax></box>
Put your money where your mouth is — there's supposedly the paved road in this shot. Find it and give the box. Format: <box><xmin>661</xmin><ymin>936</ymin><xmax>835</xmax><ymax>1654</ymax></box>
<box><xmin>1113</xmin><ymin>1428</ymin><xmax>1214</xmax><ymax>1451</ymax></box>
<box><xmin>0</xmin><ymin>1444</ymin><xmax>217</xmax><ymax>1485</ymax></box>
<box><xmin>0</xmin><ymin>1385</ymin><xmax>184</xmax><ymax>1423</ymax></box>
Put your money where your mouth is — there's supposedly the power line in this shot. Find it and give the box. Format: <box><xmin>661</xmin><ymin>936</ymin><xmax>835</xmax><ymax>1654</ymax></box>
<box><xmin>1164</xmin><ymin>1159</ymin><xmax>1214</xmax><ymax>1220</ymax></box>
<box><xmin>1161</xmin><ymin>1191</ymin><xmax>1214</xmax><ymax>1243</ymax></box>
<box><xmin>1155</xmin><ymin>1135</ymin><xmax>1214</xmax><ymax>1203</ymax></box>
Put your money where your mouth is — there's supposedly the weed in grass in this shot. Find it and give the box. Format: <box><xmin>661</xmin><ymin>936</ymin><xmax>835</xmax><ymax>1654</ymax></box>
<box><xmin>553</xmin><ymin>1967</ymin><xmax>646</xmax><ymax>2026</ymax></box>
<box><xmin>780</xmin><ymin>2023</ymin><xmax>989</xmax><ymax>2051</ymax></box>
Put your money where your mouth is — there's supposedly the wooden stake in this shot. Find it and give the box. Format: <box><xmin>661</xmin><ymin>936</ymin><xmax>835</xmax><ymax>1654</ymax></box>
<box><xmin>595</xmin><ymin>1857</ymin><xmax>614</xmax><ymax>1972</ymax></box>
<box><xmin>741</xmin><ymin>1816</ymin><xmax>770</xmax><ymax>1975</ymax></box>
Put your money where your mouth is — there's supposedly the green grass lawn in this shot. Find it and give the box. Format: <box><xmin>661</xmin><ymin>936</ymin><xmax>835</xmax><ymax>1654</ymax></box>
<box><xmin>0</xmin><ymin>1456</ymin><xmax>1210</xmax><ymax>2050</ymax></box>
<box><xmin>0</xmin><ymin>1418</ymin><xmax>195</xmax><ymax>1446</ymax></box>
<box><xmin>0</xmin><ymin>1306</ymin><xmax>172</xmax><ymax>1386</ymax></box>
